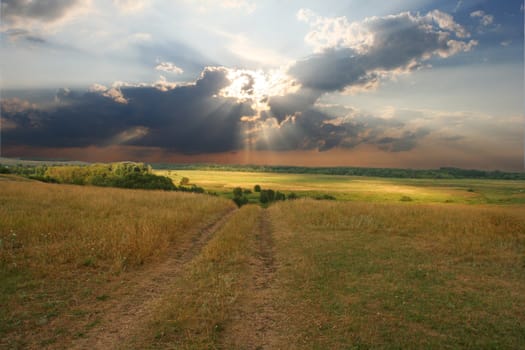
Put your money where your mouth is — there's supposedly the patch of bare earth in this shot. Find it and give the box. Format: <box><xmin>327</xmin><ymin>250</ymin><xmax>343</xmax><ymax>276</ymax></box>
<box><xmin>69</xmin><ymin>209</ymin><xmax>237</xmax><ymax>350</ymax></box>
<box><xmin>220</xmin><ymin>209</ymin><xmax>280</xmax><ymax>350</ymax></box>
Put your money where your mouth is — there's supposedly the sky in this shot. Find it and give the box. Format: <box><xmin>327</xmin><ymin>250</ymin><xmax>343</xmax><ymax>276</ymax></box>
<box><xmin>0</xmin><ymin>0</ymin><xmax>523</xmax><ymax>170</ymax></box>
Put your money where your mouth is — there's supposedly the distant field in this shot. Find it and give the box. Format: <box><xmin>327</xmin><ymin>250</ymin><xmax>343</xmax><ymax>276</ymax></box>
<box><xmin>1</xmin><ymin>175</ymin><xmax>524</xmax><ymax>348</ymax></box>
<box><xmin>156</xmin><ymin>169</ymin><xmax>525</xmax><ymax>204</ymax></box>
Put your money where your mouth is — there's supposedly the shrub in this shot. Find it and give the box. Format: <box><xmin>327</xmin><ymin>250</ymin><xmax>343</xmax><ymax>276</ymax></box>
<box><xmin>233</xmin><ymin>187</ymin><xmax>244</xmax><ymax>198</ymax></box>
<box><xmin>254</xmin><ymin>184</ymin><xmax>261</xmax><ymax>192</ymax></box>
<box><xmin>232</xmin><ymin>195</ymin><xmax>249</xmax><ymax>207</ymax></box>
<box><xmin>259</xmin><ymin>190</ymin><xmax>269</xmax><ymax>204</ymax></box>
<box><xmin>313</xmin><ymin>194</ymin><xmax>336</xmax><ymax>200</ymax></box>
<box><xmin>287</xmin><ymin>192</ymin><xmax>298</xmax><ymax>200</ymax></box>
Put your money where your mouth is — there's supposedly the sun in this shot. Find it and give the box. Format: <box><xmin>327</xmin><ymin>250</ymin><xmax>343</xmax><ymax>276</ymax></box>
<box><xmin>219</xmin><ymin>68</ymin><xmax>298</xmax><ymax>115</ymax></box>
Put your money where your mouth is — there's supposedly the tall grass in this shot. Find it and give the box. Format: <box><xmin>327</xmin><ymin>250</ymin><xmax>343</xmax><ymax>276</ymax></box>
<box><xmin>0</xmin><ymin>180</ymin><xmax>235</xmax><ymax>274</ymax></box>
<box><xmin>0</xmin><ymin>179</ymin><xmax>235</xmax><ymax>348</ymax></box>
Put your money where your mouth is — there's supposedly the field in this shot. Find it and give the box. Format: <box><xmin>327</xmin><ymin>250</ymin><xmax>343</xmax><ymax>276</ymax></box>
<box><xmin>1</xmin><ymin>172</ymin><xmax>524</xmax><ymax>349</ymax></box>
<box><xmin>157</xmin><ymin>169</ymin><xmax>525</xmax><ymax>204</ymax></box>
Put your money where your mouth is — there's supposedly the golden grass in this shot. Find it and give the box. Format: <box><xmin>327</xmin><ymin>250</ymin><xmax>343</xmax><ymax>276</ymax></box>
<box><xmin>267</xmin><ymin>199</ymin><xmax>525</xmax><ymax>348</ymax></box>
<box><xmin>0</xmin><ymin>179</ymin><xmax>235</xmax><ymax>348</ymax></box>
<box><xmin>0</xmin><ymin>180</ymin><xmax>235</xmax><ymax>274</ymax></box>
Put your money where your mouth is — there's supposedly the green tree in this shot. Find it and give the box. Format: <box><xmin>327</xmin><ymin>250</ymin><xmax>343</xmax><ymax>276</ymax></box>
<box><xmin>254</xmin><ymin>184</ymin><xmax>261</xmax><ymax>192</ymax></box>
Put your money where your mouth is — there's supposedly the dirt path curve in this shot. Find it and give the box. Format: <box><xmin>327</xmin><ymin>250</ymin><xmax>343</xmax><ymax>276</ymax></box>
<box><xmin>221</xmin><ymin>208</ymin><xmax>279</xmax><ymax>350</ymax></box>
<box><xmin>70</xmin><ymin>208</ymin><xmax>237</xmax><ymax>350</ymax></box>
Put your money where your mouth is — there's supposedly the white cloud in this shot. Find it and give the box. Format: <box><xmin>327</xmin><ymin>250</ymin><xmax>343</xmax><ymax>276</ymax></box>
<box><xmin>89</xmin><ymin>84</ymin><xmax>127</xmax><ymax>104</ymax></box>
<box><xmin>470</xmin><ymin>10</ymin><xmax>494</xmax><ymax>26</ymax></box>
<box><xmin>297</xmin><ymin>8</ymin><xmax>374</xmax><ymax>53</ymax></box>
<box><xmin>425</xmin><ymin>10</ymin><xmax>470</xmax><ymax>38</ymax></box>
<box><xmin>155</xmin><ymin>61</ymin><xmax>184</xmax><ymax>74</ymax></box>
<box><xmin>297</xmin><ymin>9</ymin><xmax>472</xmax><ymax>54</ymax></box>
<box><xmin>500</xmin><ymin>40</ymin><xmax>512</xmax><ymax>47</ymax></box>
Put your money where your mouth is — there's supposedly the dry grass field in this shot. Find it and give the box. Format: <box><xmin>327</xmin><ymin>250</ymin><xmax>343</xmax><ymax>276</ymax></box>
<box><xmin>1</xmin><ymin>174</ymin><xmax>524</xmax><ymax>349</ymax></box>
<box><xmin>0</xmin><ymin>178</ymin><xmax>235</xmax><ymax>348</ymax></box>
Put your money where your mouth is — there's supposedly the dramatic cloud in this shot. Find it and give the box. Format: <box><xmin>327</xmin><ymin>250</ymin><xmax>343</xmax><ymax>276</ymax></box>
<box><xmin>292</xmin><ymin>9</ymin><xmax>477</xmax><ymax>94</ymax></box>
<box><xmin>1</xmin><ymin>9</ymin><xmax>479</xmax><ymax>156</ymax></box>
<box><xmin>470</xmin><ymin>10</ymin><xmax>494</xmax><ymax>26</ymax></box>
<box><xmin>155</xmin><ymin>61</ymin><xmax>184</xmax><ymax>74</ymax></box>
<box><xmin>1</xmin><ymin>68</ymin><xmax>254</xmax><ymax>153</ymax></box>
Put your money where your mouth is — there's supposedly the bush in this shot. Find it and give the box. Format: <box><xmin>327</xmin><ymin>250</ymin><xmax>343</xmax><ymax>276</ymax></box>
<box><xmin>254</xmin><ymin>184</ymin><xmax>261</xmax><ymax>192</ymax></box>
<box><xmin>111</xmin><ymin>173</ymin><xmax>176</xmax><ymax>191</ymax></box>
<box><xmin>287</xmin><ymin>192</ymin><xmax>298</xmax><ymax>200</ymax></box>
<box><xmin>0</xmin><ymin>165</ymin><xmax>11</xmax><ymax>174</ymax></box>
<box><xmin>232</xmin><ymin>195</ymin><xmax>249</xmax><ymax>207</ymax></box>
<box><xmin>260</xmin><ymin>190</ymin><xmax>269</xmax><ymax>204</ymax></box>
<box><xmin>400</xmin><ymin>195</ymin><xmax>413</xmax><ymax>202</ymax></box>
<box><xmin>233</xmin><ymin>187</ymin><xmax>244</xmax><ymax>198</ymax></box>
<box><xmin>313</xmin><ymin>194</ymin><xmax>336</xmax><ymax>200</ymax></box>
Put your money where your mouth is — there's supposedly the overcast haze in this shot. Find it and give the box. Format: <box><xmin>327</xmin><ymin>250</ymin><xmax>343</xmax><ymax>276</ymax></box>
<box><xmin>1</xmin><ymin>0</ymin><xmax>523</xmax><ymax>170</ymax></box>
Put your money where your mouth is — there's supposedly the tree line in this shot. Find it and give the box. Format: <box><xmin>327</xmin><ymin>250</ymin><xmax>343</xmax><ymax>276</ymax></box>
<box><xmin>0</xmin><ymin>162</ymin><xmax>204</xmax><ymax>192</ymax></box>
<box><xmin>154</xmin><ymin>164</ymin><xmax>525</xmax><ymax>180</ymax></box>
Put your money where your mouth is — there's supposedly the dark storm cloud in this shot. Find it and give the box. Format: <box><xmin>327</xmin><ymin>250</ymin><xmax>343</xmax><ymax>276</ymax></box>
<box><xmin>1</xmin><ymin>68</ymin><xmax>254</xmax><ymax>154</ymax></box>
<box><xmin>289</xmin><ymin>49</ymin><xmax>369</xmax><ymax>92</ymax></box>
<box><xmin>0</xmin><ymin>0</ymin><xmax>82</xmax><ymax>24</ymax></box>
<box><xmin>254</xmin><ymin>106</ymin><xmax>428</xmax><ymax>153</ymax></box>
<box><xmin>291</xmin><ymin>10</ymin><xmax>477</xmax><ymax>93</ymax></box>
<box><xmin>267</xmin><ymin>88</ymin><xmax>321</xmax><ymax>123</ymax></box>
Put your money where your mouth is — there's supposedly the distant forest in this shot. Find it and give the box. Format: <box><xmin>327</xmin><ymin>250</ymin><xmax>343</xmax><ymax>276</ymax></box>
<box><xmin>1</xmin><ymin>157</ymin><xmax>523</xmax><ymax>180</ymax></box>
<box><xmin>154</xmin><ymin>164</ymin><xmax>525</xmax><ymax>180</ymax></box>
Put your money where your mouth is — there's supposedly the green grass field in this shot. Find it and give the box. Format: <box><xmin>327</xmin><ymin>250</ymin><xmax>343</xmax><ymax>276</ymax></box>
<box><xmin>1</xmin><ymin>173</ymin><xmax>524</xmax><ymax>348</ymax></box>
<box><xmin>157</xmin><ymin>169</ymin><xmax>525</xmax><ymax>204</ymax></box>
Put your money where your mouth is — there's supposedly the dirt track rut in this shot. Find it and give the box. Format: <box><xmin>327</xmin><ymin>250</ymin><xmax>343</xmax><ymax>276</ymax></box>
<box><xmin>70</xmin><ymin>208</ymin><xmax>237</xmax><ymax>350</ymax></box>
<box><xmin>220</xmin><ymin>208</ymin><xmax>279</xmax><ymax>350</ymax></box>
